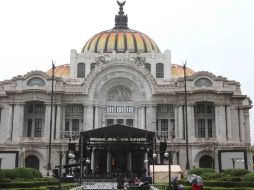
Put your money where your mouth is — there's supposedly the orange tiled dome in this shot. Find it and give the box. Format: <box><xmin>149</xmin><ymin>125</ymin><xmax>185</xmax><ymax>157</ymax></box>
<box><xmin>46</xmin><ymin>64</ymin><xmax>70</xmax><ymax>77</ymax></box>
<box><xmin>171</xmin><ymin>64</ymin><xmax>195</xmax><ymax>78</ymax></box>
<box><xmin>81</xmin><ymin>29</ymin><xmax>160</xmax><ymax>54</ymax></box>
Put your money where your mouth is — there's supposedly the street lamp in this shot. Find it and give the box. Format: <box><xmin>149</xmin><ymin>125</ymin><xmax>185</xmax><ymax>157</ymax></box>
<box><xmin>58</xmin><ymin>150</ymin><xmax>75</xmax><ymax>179</ymax></box>
<box><xmin>152</xmin><ymin>153</ymin><xmax>157</xmax><ymax>184</ymax></box>
<box><xmin>85</xmin><ymin>158</ymin><xmax>91</xmax><ymax>177</ymax></box>
<box><xmin>164</xmin><ymin>152</ymin><xmax>171</xmax><ymax>190</ymax></box>
<box><xmin>232</xmin><ymin>158</ymin><xmax>244</xmax><ymax>169</ymax></box>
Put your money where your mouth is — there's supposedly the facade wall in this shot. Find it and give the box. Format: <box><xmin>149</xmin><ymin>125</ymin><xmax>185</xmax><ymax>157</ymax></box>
<box><xmin>0</xmin><ymin>51</ymin><xmax>252</xmax><ymax>176</ymax></box>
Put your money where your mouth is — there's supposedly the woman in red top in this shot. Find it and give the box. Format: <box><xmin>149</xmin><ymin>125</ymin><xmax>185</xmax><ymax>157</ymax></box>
<box><xmin>192</xmin><ymin>183</ymin><xmax>203</xmax><ymax>190</ymax></box>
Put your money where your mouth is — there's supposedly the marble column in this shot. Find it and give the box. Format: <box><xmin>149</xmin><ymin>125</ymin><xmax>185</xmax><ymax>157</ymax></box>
<box><xmin>101</xmin><ymin>106</ymin><xmax>106</xmax><ymax>127</ymax></box>
<box><xmin>134</xmin><ymin>106</ymin><xmax>138</xmax><ymax>128</ymax></box>
<box><xmin>226</xmin><ymin>105</ymin><xmax>232</xmax><ymax>140</ymax></box>
<box><xmin>91</xmin><ymin>148</ymin><xmax>95</xmax><ymax>172</ymax></box>
<box><xmin>106</xmin><ymin>150</ymin><xmax>111</xmax><ymax>173</ymax></box>
<box><xmin>140</xmin><ymin>106</ymin><xmax>146</xmax><ymax>129</ymax></box>
<box><xmin>94</xmin><ymin>105</ymin><xmax>99</xmax><ymax>129</ymax></box>
<box><xmin>178</xmin><ymin>105</ymin><xmax>184</xmax><ymax>139</ymax></box>
<box><xmin>144</xmin><ymin>151</ymin><xmax>148</xmax><ymax>176</ymax></box>
<box><xmin>6</xmin><ymin>104</ymin><xmax>14</xmax><ymax>141</ymax></box>
<box><xmin>44</xmin><ymin>104</ymin><xmax>51</xmax><ymax>141</ymax></box>
<box><xmin>13</xmin><ymin>104</ymin><xmax>24</xmax><ymax>142</ymax></box>
<box><xmin>55</xmin><ymin>105</ymin><xmax>62</xmax><ymax>139</ymax></box>
<box><xmin>127</xmin><ymin>151</ymin><xmax>132</xmax><ymax>172</ymax></box>
<box><xmin>61</xmin><ymin>105</ymin><xmax>66</xmax><ymax>138</ymax></box>
<box><xmin>86</xmin><ymin>105</ymin><xmax>94</xmax><ymax>130</ymax></box>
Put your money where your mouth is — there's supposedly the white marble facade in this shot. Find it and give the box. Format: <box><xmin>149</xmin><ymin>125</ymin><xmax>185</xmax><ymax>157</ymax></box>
<box><xmin>0</xmin><ymin>3</ymin><xmax>253</xmax><ymax>176</ymax></box>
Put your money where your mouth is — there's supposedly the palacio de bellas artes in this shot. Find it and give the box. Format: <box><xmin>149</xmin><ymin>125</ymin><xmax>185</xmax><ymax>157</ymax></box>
<box><xmin>0</xmin><ymin>0</ymin><xmax>253</xmax><ymax>180</ymax></box>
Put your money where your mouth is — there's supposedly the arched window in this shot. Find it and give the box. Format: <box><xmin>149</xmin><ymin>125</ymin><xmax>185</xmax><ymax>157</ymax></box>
<box><xmin>25</xmin><ymin>155</ymin><xmax>40</xmax><ymax>170</ymax></box>
<box><xmin>145</xmin><ymin>63</ymin><xmax>151</xmax><ymax>72</ymax></box>
<box><xmin>90</xmin><ymin>63</ymin><xmax>96</xmax><ymax>71</ymax></box>
<box><xmin>199</xmin><ymin>155</ymin><xmax>213</xmax><ymax>168</ymax></box>
<box><xmin>77</xmin><ymin>63</ymin><xmax>85</xmax><ymax>78</ymax></box>
<box><xmin>194</xmin><ymin>102</ymin><xmax>215</xmax><ymax>138</ymax></box>
<box><xmin>27</xmin><ymin>77</ymin><xmax>45</xmax><ymax>86</ymax></box>
<box><xmin>156</xmin><ymin>63</ymin><xmax>164</xmax><ymax>78</ymax></box>
<box><xmin>195</xmin><ymin>78</ymin><xmax>212</xmax><ymax>87</ymax></box>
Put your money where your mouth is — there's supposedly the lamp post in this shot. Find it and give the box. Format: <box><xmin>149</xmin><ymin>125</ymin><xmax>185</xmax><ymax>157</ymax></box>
<box><xmin>47</xmin><ymin>62</ymin><xmax>55</xmax><ymax>176</ymax></box>
<box><xmin>164</xmin><ymin>152</ymin><xmax>171</xmax><ymax>190</ymax></box>
<box><xmin>85</xmin><ymin>158</ymin><xmax>91</xmax><ymax>177</ymax></box>
<box><xmin>152</xmin><ymin>153</ymin><xmax>157</xmax><ymax>184</ymax></box>
<box><xmin>183</xmin><ymin>62</ymin><xmax>190</xmax><ymax>170</ymax></box>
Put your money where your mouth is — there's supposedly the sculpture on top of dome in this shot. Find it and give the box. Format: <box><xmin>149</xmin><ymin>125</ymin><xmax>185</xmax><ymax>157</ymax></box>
<box><xmin>114</xmin><ymin>0</ymin><xmax>128</xmax><ymax>29</ymax></box>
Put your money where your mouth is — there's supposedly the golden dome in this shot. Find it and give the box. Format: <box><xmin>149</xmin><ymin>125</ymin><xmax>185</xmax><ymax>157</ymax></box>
<box><xmin>82</xmin><ymin>29</ymin><xmax>160</xmax><ymax>54</ymax></box>
<box><xmin>171</xmin><ymin>64</ymin><xmax>195</xmax><ymax>78</ymax></box>
<box><xmin>46</xmin><ymin>64</ymin><xmax>70</xmax><ymax>77</ymax></box>
<box><xmin>81</xmin><ymin>1</ymin><xmax>160</xmax><ymax>54</ymax></box>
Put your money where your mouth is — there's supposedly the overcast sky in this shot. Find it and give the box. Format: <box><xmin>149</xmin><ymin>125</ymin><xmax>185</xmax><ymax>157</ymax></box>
<box><xmin>0</xmin><ymin>0</ymin><xmax>253</xmax><ymax>143</ymax></box>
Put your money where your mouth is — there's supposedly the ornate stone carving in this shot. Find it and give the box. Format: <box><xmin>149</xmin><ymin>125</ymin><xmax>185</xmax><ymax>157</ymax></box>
<box><xmin>107</xmin><ymin>86</ymin><xmax>132</xmax><ymax>101</ymax></box>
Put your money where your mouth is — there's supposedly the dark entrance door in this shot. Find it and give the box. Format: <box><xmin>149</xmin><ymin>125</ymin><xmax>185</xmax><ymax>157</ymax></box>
<box><xmin>25</xmin><ymin>155</ymin><xmax>40</xmax><ymax>170</ymax></box>
<box><xmin>95</xmin><ymin>150</ymin><xmax>107</xmax><ymax>174</ymax></box>
<box><xmin>132</xmin><ymin>150</ymin><xmax>144</xmax><ymax>176</ymax></box>
<box><xmin>111</xmin><ymin>150</ymin><xmax>127</xmax><ymax>173</ymax></box>
<box><xmin>199</xmin><ymin>155</ymin><xmax>213</xmax><ymax>168</ymax></box>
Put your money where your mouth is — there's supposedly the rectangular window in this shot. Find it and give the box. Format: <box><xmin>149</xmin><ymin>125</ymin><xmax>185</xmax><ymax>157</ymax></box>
<box><xmin>161</xmin><ymin>119</ymin><xmax>168</xmax><ymax>131</ymax></box>
<box><xmin>28</xmin><ymin>105</ymin><xmax>33</xmax><ymax>113</ymax></box>
<box><xmin>66</xmin><ymin>105</ymin><xmax>73</xmax><ymax>113</ymax></box>
<box><xmin>72</xmin><ymin>119</ymin><xmax>79</xmax><ymax>132</ymax></box>
<box><xmin>0</xmin><ymin>158</ymin><xmax>2</xmax><ymax>169</ymax></box>
<box><xmin>117</xmin><ymin>119</ymin><xmax>123</xmax><ymax>124</ymax></box>
<box><xmin>27</xmin><ymin>119</ymin><xmax>32</xmax><ymax>137</ymax></box>
<box><xmin>126</xmin><ymin>106</ymin><xmax>134</xmax><ymax>113</ymax></box>
<box><xmin>65</xmin><ymin>119</ymin><xmax>70</xmax><ymax>131</ymax></box>
<box><xmin>35</xmin><ymin>104</ymin><xmax>43</xmax><ymax>113</ymax></box>
<box><xmin>198</xmin><ymin>119</ymin><xmax>206</xmax><ymax>138</ymax></box>
<box><xmin>107</xmin><ymin>119</ymin><xmax>114</xmax><ymax>126</ymax></box>
<box><xmin>207</xmin><ymin>119</ymin><xmax>213</xmax><ymax>137</ymax></box>
<box><xmin>126</xmin><ymin>119</ymin><xmax>133</xmax><ymax>127</ymax></box>
<box><xmin>161</xmin><ymin>106</ymin><xmax>168</xmax><ymax>113</ymax></box>
<box><xmin>106</xmin><ymin>106</ymin><xmax>115</xmax><ymax>113</ymax></box>
<box><xmin>196</xmin><ymin>104</ymin><xmax>206</xmax><ymax>113</ymax></box>
<box><xmin>34</xmin><ymin>119</ymin><xmax>42</xmax><ymax>137</ymax></box>
<box><xmin>116</xmin><ymin>106</ymin><xmax>124</xmax><ymax>113</ymax></box>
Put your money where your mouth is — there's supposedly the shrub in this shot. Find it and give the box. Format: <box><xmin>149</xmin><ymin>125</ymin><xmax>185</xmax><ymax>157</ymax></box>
<box><xmin>201</xmin><ymin>172</ymin><xmax>221</xmax><ymax>181</ymax></box>
<box><xmin>0</xmin><ymin>169</ymin><xmax>5</xmax><ymax>181</ymax></box>
<box><xmin>2</xmin><ymin>169</ymin><xmax>17</xmax><ymax>179</ymax></box>
<box><xmin>243</xmin><ymin>173</ymin><xmax>254</xmax><ymax>182</ymax></box>
<box><xmin>27</xmin><ymin>168</ymin><xmax>43</xmax><ymax>178</ymax></box>
<box><xmin>188</xmin><ymin>168</ymin><xmax>216</xmax><ymax>175</ymax></box>
<box><xmin>14</xmin><ymin>168</ymin><xmax>33</xmax><ymax>179</ymax></box>
<box><xmin>222</xmin><ymin>169</ymin><xmax>250</xmax><ymax>177</ymax></box>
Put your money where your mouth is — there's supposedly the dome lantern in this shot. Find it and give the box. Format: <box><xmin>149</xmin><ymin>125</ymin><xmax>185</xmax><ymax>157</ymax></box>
<box><xmin>114</xmin><ymin>0</ymin><xmax>128</xmax><ymax>29</ymax></box>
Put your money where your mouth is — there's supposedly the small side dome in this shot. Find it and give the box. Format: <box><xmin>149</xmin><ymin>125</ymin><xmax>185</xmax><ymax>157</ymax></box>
<box><xmin>46</xmin><ymin>64</ymin><xmax>70</xmax><ymax>77</ymax></box>
<box><xmin>171</xmin><ymin>64</ymin><xmax>195</xmax><ymax>78</ymax></box>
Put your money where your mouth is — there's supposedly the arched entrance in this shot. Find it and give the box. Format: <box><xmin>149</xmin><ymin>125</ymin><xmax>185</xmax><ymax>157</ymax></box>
<box><xmin>25</xmin><ymin>155</ymin><xmax>40</xmax><ymax>170</ymax></box>
<box><xmin>199</xmin><ymin>155</ymin><xmax>213</xmax><ymax>168</ymax></box>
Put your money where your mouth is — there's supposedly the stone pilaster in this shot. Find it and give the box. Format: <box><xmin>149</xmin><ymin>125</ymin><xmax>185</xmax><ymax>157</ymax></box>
<box><xmin>12</xmin><ymin>104</ymin><xmax>24</xmax><ymax>142</ymax></box>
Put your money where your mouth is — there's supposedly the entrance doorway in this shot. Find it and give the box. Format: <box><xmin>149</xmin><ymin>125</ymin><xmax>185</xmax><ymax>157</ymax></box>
<box><xmin>111</xmin><ymin>150</ymin><xmax>127</xmax><ymax>173</ymax></box>
<box><xmin>25</xmin><ymin>155</ymin><xmax>39</xmax><ymax>170</ymax></box>
<box><xmin>199</xmin><ymin>155</ymin><xmax>213</xmax><ymax>168</ymax></box>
